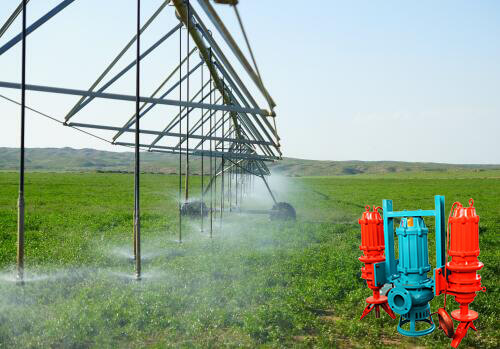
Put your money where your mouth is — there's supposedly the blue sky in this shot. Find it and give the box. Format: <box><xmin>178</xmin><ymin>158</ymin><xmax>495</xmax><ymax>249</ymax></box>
<box><xmin>0</xmin><ymin>0</ymin><xmax>499</xmax><ymax>164</ymax></box>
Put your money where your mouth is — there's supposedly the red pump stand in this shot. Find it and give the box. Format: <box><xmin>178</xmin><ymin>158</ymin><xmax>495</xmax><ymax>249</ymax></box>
<box><xmin>450</xmin><ymin>305</ymin><xmax>478</xmax><ymax>348</ymax></box>
<box><xmin>433</xmin><ymin>199</ymin><xmax>486</xmax><ymax>348</ymax></box>
<box><xmin>358</xmin><ymin>206</ymin><xmax>395</xmax><ymax>320</ymax></box>
<box><xmin>360</xmin><ymin>288</ymin><xmax>395</xmax><ymax>320</ymax></box>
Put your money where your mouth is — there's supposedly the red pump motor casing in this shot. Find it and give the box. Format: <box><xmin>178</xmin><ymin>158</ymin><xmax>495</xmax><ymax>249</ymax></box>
<box><xmin>358</xmin><ymin>206</ymin><xmax>395</xmax><ymax>320</ymax></box>
<box><xmin>446</xmin><ymin>199</ymin><xmax>485</xmax><ymax>348</ymax></box>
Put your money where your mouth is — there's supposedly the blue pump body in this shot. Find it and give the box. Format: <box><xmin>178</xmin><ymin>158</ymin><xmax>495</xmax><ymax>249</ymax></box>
<box><xmin>373</xmin><ymin>195</ymin><xmax>446</xmax><ymax>337</ymax></box>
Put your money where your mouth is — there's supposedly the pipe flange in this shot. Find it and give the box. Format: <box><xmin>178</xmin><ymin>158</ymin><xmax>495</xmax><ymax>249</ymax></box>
<box><xmin>388</xmin><ymin>287</ymin><xmax>412</xmax><ymax>315</ymax></box>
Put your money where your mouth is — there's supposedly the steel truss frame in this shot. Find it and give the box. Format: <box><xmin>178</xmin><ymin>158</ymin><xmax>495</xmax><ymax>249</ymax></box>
<box><xmin>0</xmin><ymin>0</ymin><xmax>281</xmax><ymax>281</ymax></box>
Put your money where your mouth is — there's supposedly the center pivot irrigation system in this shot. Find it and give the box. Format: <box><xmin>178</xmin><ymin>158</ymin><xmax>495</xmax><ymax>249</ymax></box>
<box><xmin>0</xmin><ymin>0</ymin><xmax>296</xmax><ymax>283</ymax></box>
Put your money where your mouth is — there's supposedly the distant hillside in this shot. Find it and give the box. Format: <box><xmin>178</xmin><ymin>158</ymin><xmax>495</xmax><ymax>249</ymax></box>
<box><xmin>268</xmin><ymin>158</ymin><xmax>500</xmax><ymax>177</ymax></box>
<box><xmin>0</xmin><ymin>147</ymin><xmax>499</xmax><ymax>177</ymax></box>
<box><xmin>0</xmin><ymin>147</ymin><xmax>182</xmax><ymax>174</ymax></box>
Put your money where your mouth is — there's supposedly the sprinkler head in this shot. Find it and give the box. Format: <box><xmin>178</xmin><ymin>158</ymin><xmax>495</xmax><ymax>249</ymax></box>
<box><xmin>16</xmin><ymin>272</ymin><xmax>25</xmax><ymax>286</ymax></box>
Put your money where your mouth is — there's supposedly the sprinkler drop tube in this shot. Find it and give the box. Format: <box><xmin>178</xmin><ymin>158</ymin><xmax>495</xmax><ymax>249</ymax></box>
<box><xmin>184</xmin><ymin>0</ymin><xmax>190</xmax><ymax>203</ymax></box>
<box><xmin>209</xmin><ymin>50</ymin><xmax>213</xmax><ymax>238</ymax></box>
<box><xmin>200</xmin><ymin>58</ymin><xmax>204</xmax><ymax>232</ymax></box>
<box><xmin>220</xmin><ymin>110</ymin><xmax>225</xmax><ymax>226</ymax></box>
<box><xmin>228</xmin><ymin>148</ymin><xmax>232</xmax><ymax>211</ymax></box>
<box><xmin>134</xmin><ymin>0</ymin><xmax>141</xmax><ymax>280</ymax></box>
<box><xmin>178</xmin><ymin>12</ymin><xmax>182</xmax><ymax>244</ymax></box>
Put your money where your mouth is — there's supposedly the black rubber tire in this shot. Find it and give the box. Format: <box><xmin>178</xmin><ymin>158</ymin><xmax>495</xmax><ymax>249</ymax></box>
<box><xmin>180</xmin><ymin>201</ymin><xmax>209</xmax><ymax>217</ymax></box>
<box><xmin>269</xmin><ymin>202</ymin><xmax>296</xmax><ymax>221</ymax></box>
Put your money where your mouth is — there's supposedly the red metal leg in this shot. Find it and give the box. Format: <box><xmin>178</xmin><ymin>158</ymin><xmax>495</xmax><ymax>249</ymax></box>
<box><xmin>360</xmin><ymin>302</ymin><xmax>396</xmax><ymax>320</ymax></box>
<box><xmin>451</xmin><ymin>321</ymin><xmax>476</xmax><ymax>348</ymax></box>
<box><xmin>381</xmin><ymin>301</ymin><xmax>396</xmax><ymax>319</ymax></box>
<box><xmin>360</xmin><ymin>304</ymin><xmax>374</xmax><ymax>320</ymax></box>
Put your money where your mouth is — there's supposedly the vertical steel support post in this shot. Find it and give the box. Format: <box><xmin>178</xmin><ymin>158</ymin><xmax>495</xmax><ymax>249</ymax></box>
<box><xmin>220</xmin><ymin>111</ymin><xmax>225</xmax><ymax>225</ymax></box>
<box><xmin>200</xmin><ymin>60</ymin><xmax>204</xmax><ymax>232</ymax></box>
<box><xmin>220</xmin><ymin>77</ymin><xmax>225</xmax><ymax>224</ymax></box>
<box><xmin>382</xmin><ymin>199</ymin><xmax>396</xmax><ymax>281</ymax></box>
<box><xmin>435</xmin><ymin>195</ymin><xmax>446</xmax><ymax>269</ymax></box>
<box><xmin>17</xmin><ymin>0</ymin><xmax>27</xmax><ymax>284</ymax></box>
<box><xmin>134</xmin><ymin>0</ymin><xmax>142</xmax><ymax>280</ymax></box>
<box><xmin>251</xmin><ymin>166</ymin><xmax>254</xmax><ymax>194</ymax></box>
<box><xmin>246</xmin><ymin>170</ymin><xmax>249</xmax><ymax>195</ymax></box>
<box><xmin>235</xmin><ymin>149</ymin><xmax>238</xmax><ymax>208</ymax></box>
<box><xmin>178</xmin><ymin>20</ymin><xmax>183</xmax><ymax>243</ymax></box>
<box><xmin>213</xmin><ymin>106</ymin><xmax>218</xmax><ymax>225</ymax></box>
<box><xmin>228</xmin><ymin>130</ymin><xmax>232</xmax><ymax>212</ymax></box>
<box><xmin>242</xmin><ymin>162</ymin><xmax>245</xmax><ymax>203</ymax></box>
<box><xmin>209</xmin><ymin>50</ymin><xmax>213</xmax><ymax>238</ymax></box>
<box><xmin>184</xmin><ymin>0</ymin><xmax>190</xmax><ymax>203</ymax></box>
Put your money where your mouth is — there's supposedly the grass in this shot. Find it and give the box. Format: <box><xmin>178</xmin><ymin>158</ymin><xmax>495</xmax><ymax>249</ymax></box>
<box><xmin>0</xmin><ymin>172</ymin><xmax>498</xmax><ymax>348</ymax></box>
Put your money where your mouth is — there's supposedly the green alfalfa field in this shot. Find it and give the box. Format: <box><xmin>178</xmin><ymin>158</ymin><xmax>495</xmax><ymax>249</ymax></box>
<box><xmin>0</xmin><ymin>171</ymin><xmax>498</xmax><ymax>348</ymax></box>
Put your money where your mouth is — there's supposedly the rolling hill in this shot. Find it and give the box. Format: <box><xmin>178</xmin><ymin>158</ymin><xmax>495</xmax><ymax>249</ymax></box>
<box><xmin>0</xmin><ymin>147</ymin><xmax>499</xmax><ymax>177</ymax></box>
